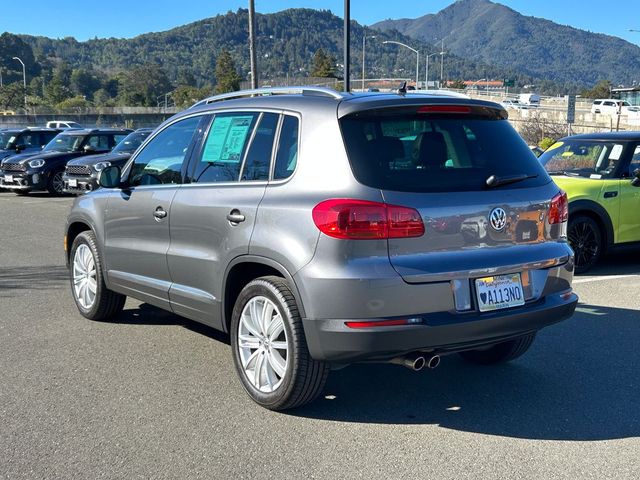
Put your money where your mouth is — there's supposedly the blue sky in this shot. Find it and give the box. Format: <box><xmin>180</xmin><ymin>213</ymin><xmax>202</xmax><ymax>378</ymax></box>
<box><xmin>1</xmin><ymin>0</ymin><xmax>639</xmax><ymax>46</ymax></box>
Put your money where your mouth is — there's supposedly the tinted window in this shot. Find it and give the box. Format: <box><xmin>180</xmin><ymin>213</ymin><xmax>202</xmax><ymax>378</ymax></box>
<box><xmin>40</xmin><ymin>132</ymin><xmax>58</xmax><ymax>146</ymax></box>
<box><xmin>340</xmin><ymin>110</ymin><xmax>547</xmax><ymax>192</ymax></box>
<box><xmin>85</xmin><ymin>135</ymin><xmax>111</xmax><ymax>151</ymax></box>
<box><xmin>539</xmin><ymin>140</ymin><xmax>625</xmax><ymax>178</ymax></box>
<box><xmin>241</xmin><ymin>113</ymin><xmax>278</xmax><ymax>181</ymax></box>
<box><xmin>17</xmin><ymin>133</ymin><xmax>36</xmax><ymax>148</ymax></box>
<box><xmin>129</xmin><ymin>116</ymin><xmax>200</xmax><ymax>186</ymax></box>
<box><xmin>273</xmin><ymin>116</ymin><xmax>299</xmax><ymax>180</ymax></box>
<box><xmin>630</xmin><ymin>145</ymin><xmax>640</xmax><ymax>176</ymax></box>
<box><xmin>192</xmin><ymin>113</ymin><xmax>259</xmax><ymax>183</ymax></box>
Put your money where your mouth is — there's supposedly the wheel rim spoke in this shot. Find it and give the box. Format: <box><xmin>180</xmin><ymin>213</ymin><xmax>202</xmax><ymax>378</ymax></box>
<box><xmin>238</xmin><ymin>295</ymin><xmax>289</xmax><ymax>393</ymax></box>
<box><xmin>72</xmin><ymin>244</ymin><xmax>97</xmax><ymax>309</ymax></box>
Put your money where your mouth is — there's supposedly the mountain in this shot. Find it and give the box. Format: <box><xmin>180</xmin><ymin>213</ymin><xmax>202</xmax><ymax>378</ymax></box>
<box><xmin>373</xmin><ymin>0</ymin><xmax>640</xmax><ymax>86</ymax></box>
<box><xmin>13</xmin><ymin>8</ymin><xmax>523</xmax><ymax>87</ymax></box>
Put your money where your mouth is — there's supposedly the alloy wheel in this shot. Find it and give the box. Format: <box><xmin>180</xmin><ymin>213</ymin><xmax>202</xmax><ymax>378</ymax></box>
<box><xmin>72</xmin><ymin>244</ymin><xmax>97</xmax><ymax>309</ymax></box>
<box><xmin>568</xmin><ymin>220</ymin><xmax>599</xmax><ymax>271</ymax></box>
<box><xmin>237</xmin><ymin>295</ymin><xmax>289</xmax><ymax>393</ymax></box>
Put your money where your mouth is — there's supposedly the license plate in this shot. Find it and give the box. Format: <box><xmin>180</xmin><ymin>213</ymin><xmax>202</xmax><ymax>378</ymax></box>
<box><xmin>4</xmin><ymin>174</ymin><xmax>13</xmax><ymax>183</ymax></box>
<box><xmin>68</xmin><ymin>178</ymin><xmax>77</xmax><ymax>187</ymax></box>
<box><xmin>475</xmin><ymin>273</ymin><xmax>525</xmax><ymax>312</ymax></box>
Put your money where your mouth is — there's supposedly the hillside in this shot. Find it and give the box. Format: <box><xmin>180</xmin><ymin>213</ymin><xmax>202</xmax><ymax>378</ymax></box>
<box><xmin>14</xmin><ymin>8</ymin><xmax>519</xmax><ymax>87</ymax></box>
<box><xmin>373</xmin><ymin>0</ymin><xmax>640</xmax><ymax>85</ymax></box>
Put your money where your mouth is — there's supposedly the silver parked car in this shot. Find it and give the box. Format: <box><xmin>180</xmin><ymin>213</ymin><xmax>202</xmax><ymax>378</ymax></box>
<box><xmin>65</xmin><ymin>87</ymin><xmax>578</xmax><ymax>410</ymax></box>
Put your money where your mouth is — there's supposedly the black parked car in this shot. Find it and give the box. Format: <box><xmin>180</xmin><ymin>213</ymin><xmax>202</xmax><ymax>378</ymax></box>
<box><xmin>0</xmin><ymin>127</ymin><xmax>61</xmax><ymax>162</ymax></box>
<box><xmin>0</xmin><ymin>128</ymin><xmax>131</xmax><ymax>195</ymax></box>
<box><xmin>63</xmin><ymin>128</ymin><xmax>154</xmax><ymax>194</ymax></box>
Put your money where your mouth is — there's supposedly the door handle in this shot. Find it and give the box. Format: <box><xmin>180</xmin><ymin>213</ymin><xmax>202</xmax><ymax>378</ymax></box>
<box><xmin>153</xmin><ymin>207</ymin><xmax>168</xmax><ymax>219</ymax></box>
<box><xmin>227</xmin><ymin>210</ymin><xmax>246</xmax><ymax>224</ymax></box>
<box><xmin>603</xmin><ymin>191</ymin><xmax>618</xmax><ymax>198</ymax></box>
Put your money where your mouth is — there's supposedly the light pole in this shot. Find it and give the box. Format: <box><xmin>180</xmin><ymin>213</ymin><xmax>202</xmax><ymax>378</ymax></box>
<box><xmin>362</xmin><ymin>34</ymin><xmax>376</xmax><ymax>91</ymax></box>
<box><xmin>383</xmin><ymin>40</ymin><xmax>419</xmax><ymax>89</ymax></box>
<box><xmin>12</xmin><ymin>56</ymin><xmax>27</xmax><ymax>111</ymax></box>
<box><xmin>425</xmin><ymin>53</ymin><xmax>437</xmax><ymax>90</ymax></box>
<box><xmin>439</xmin><ymin>40</ymin><xmax>446</xmax><ymax>88</ymax></box>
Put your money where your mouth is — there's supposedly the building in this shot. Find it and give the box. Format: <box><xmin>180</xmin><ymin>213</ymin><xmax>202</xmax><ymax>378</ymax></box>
<box><xmin>612</xmin><ymin>86</ymin><xmax>640</xmax><ymax>106</ymax></box>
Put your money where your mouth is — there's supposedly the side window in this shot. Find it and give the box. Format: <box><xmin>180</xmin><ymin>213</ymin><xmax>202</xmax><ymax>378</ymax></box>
<box><xmin>630</xmin><ymin>145</ymin><xmax>640</xmax><ymax>177</ymax></box>
<box><xmin>241</xmin><ymin>113</ymin><xmax>278</xmax><ymax>181</ymax></box>
<box><xmin>41</xmin><ymin>132</ymin><xmax>57</xmax><ymax>146</ymax></box>
<box><xmin>18</xmin><ymin>133</ymin><xmax>35</xmax><ymax>147</ymax></box>
<box><xmin>85</xmin><ymin>135</ymin><xmax>110</xmax><ymax>151</ymax></box>
<box><xmin>191</xmin><ymin>113</ymin><xmax>259</xmax><ymax>183</ymax></box>
<box><xmin>129</xmin><ymin>116</ymin><xmax>200</xmax><ymax>186</ymax></box>
<box><xmin>273</xmin><ymin>116</ymin><xmax>299</xmax><ymax>180</ymax></box>
<box><xmin>113</xmin><ymin>134</ymin><xmax>128</xmax><ymax>148</ymax></box>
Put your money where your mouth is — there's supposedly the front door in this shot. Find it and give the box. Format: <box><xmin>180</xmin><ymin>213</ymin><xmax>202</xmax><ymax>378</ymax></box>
<box><xmin>167</xmin><ymin>112</ymin><xmax>280</xmax><ymax>329</ymax></box>
<box><xmin>104</xmin><ymin>115</ymin><xmax>203</xmax><ymax>309</ymax></box>
<box><xmin>618</xmin><ymin>144</ymin><xmax>640</xmax><ymax>243</ymax></box>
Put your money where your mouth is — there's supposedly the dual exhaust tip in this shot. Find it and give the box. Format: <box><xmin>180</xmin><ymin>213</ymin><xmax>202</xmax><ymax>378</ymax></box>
<box><xmin>391</xmin><ymin>352</ymin><xmax>440</xmax><ymax>371</ymax></box>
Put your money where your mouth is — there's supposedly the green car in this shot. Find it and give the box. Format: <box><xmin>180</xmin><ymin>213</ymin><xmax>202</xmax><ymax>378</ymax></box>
<box><xmin>538</xmin><ymin>132</ymin><xmax>640</xmax><ymax>273</ymax></box>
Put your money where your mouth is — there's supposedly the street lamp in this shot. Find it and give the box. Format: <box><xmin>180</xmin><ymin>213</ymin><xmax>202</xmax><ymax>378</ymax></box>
<box><xmin>439</xmin><ymin>40</ymin><xmax>446</xmax><ymax>87</ymax></box>
<box><xmin>362</xmin><ymin>34</ymin><xmax>376</xmax><ymax>91</ymax></box>
<box><xmin>383</xmin><ymin>40</ymin><xmax>419</xmax><ymax>89</ymax></box>
<box><xmin>425</xmin><ymin>53</ymin><xmax>438</xmax><ymax>90</ymax></box>
<box><xmin>12</xmin><ymin>56</ymin><xmax>27</xmax><ymax>111</ymax></box>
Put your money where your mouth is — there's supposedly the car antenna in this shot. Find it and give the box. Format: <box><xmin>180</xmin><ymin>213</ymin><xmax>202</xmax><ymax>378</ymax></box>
<box><xmin>397</xmin><ymin>81</ymin><xmax>407</xmax><ymax>96</ymax></box>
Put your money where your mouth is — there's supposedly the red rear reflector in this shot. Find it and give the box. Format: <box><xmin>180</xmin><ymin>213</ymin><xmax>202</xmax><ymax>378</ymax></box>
<box><xmin>548</xmin><ymin>191</ymin><xmax>569</xmax><ymax>224</ymax></box>
<box><xmin>417</xmin><ymin>105</ymin><xmax>471</xmax><ymax>114</ymax></box>
<box><xmin>345</xmin><ymin>319</ymin><xmax>417</xmax><ymax>328</ymax></box>
<box><xmin>312</xmin><ymin>199</ymin><xmax>425</xmax><ymax>240</ymax></box>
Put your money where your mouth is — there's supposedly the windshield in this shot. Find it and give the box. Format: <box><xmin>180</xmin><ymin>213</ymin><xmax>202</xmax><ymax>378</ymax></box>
<box><xmin>43</xmin><ymin>134</ymin><xmax>84</xmax><ymax>153</ymax></box>
<box><xmin>340</xmin><ymin>110</ymin><xmax>548</xmax><ymax>192</ymax></box>
<box><xmin>112</xmin><ymin>131</ymin><xmax>151</xmax><ymax>154</ymax></box>
<box><xmin>539</xmin><ymin>139</ymin><xmax>626</xmax><ymax>178</ymax></box>
<box><xmin>0</xmin><ymin>132</ymin><xmax>18</xmax><ymax>150</ymax></box>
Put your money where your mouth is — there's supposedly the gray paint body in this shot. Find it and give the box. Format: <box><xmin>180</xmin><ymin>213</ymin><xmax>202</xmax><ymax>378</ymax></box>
<box><xmin>66</xmin><ymin>91</ymin><xmax>577</xmax><ymax>363</ymax></box>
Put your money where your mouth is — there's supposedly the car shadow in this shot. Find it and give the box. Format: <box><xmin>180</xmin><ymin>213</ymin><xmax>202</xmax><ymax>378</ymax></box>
<box><xmin>0</xmin><ymin>265</ymin><xmax>68</xmax><ymax>295</ymax></box>
<box><xmin>583</xmin><ymin>249</ymin><xmax>640</xmax><ymax>276</ymax></box>
<box><xmin>286</xmin><ymin>303</ymin><xmax>640</xmax><ymax>441</ymax></box>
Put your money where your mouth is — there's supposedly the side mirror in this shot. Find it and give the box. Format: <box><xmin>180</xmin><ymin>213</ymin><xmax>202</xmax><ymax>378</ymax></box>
<box><xmin>632</xmin><ymin>168</ymin><xmax>640</xmax><ymax>187</ymax></box>
<box><xmin>83</xmin><ymin>145</ymin><xmax>96</xmax><ymax>153</ymax></box>
<box><xmin>98</xmin><ymin>165</ymin><xmax>122</xmax><ymax>189</ymax></box>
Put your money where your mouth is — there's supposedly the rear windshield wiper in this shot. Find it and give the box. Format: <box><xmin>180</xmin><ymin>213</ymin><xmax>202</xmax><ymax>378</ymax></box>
<box><xmin>546</xmin><ymin>170</ymin><xmax>580</xmax><ymax>177</ymax></box>
<box><xmin>485</xmin><ymin>173</ymin><xmax>538</xmax><ymax>188</ymax></box>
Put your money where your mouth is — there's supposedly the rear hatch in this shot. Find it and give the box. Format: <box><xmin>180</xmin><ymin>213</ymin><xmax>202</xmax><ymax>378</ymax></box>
<box><xmin>339</xmin><ymin>101</ymin><xmax>567</xmax><ymax>283</ymax></box>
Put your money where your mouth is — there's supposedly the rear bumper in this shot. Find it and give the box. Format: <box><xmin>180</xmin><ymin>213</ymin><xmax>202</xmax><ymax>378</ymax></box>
<box><xmin>302</xmin><ymin>290</ymin><xmax>578</xmax><ymax>362</ymax></box>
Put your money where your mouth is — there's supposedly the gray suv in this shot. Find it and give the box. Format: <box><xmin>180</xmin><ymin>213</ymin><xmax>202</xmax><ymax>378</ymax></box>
<box><xmin>65</xmin><ymin>87</ymin><xmax>578</xmax><ymax>410</ymax></box>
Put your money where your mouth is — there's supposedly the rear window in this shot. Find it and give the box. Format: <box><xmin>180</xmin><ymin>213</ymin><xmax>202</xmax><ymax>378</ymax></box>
<box><xmin>340</xmin><ymin>109</ymin><xmax>548</xmax><ymax>192</ymax></box>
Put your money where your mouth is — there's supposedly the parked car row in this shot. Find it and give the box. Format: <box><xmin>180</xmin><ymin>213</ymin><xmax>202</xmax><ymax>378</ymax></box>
<box><xmin>0</xmin><ymin>126</ymin><xmax>156</xmax><ymax>195</ymax></box>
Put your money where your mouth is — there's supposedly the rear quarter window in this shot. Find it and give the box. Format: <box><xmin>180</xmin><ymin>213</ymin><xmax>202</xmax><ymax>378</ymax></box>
<box><xmin>340</xmin><ymin>109</ymin><xmax>549</xmax><ymax>192</ymax></box>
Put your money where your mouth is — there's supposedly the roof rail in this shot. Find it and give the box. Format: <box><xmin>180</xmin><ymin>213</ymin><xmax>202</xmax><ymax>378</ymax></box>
<box><xmin>191</xmin><ymin>86</ymin><xmax>345</xmax><ymax>108</ymax></box>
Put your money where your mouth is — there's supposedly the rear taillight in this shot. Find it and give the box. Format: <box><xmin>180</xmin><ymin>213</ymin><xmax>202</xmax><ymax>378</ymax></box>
<box><xmin>312</xmin><ymin>199</ymin><xmax>425</xmax><ymax>240</ymax></box>
<box><xmin>548</xmin><ymin>191</ymin><xmax>569</xmax><ymax>224</ymax></box>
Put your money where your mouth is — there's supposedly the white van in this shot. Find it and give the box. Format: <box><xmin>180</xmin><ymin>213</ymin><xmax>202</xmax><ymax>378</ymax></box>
<box><xmin>519</xmin><ymin>93</ymin><xmax>541</xmax><ymax>107</ymax></box>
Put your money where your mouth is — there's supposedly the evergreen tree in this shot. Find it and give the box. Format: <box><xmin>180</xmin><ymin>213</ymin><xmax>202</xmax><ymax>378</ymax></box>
<box><xmin>310</xmin><ymin>48</ymin><xmax>336</xmax><ymax>78</ymax></box>
<box><xmin>215</xmin><ymin>50</ymin><xmax>242</xmax><ymax>94</ymax></box>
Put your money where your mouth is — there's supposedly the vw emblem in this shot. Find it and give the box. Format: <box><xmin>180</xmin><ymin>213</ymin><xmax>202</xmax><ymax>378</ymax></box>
<box><xmin>489</xmin><ymin>207</ymin><xmax>507</xmax><ymax>231</ymax></box>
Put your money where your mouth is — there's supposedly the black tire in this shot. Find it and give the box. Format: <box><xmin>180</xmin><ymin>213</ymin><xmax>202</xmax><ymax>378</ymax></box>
<box><xmin>230</xmin><ymin>276</ymin><xmax>329</xmax><ymax>410</ymax></box>
<box><xmin>69</xmin><ymin>231</ymin><xmax>126</xmax><ymax>321</ymax></box>
<box><xmin>458</xmin><ymin>333</ymin><xmax>536</xmax><ymax>365</ymax></box>
<box><xmin>47</xmin><ymin>169</ymin><xmax>65</xmax><ymax>195</ymax></box>
<box><xmin>568</xmin><ymin>215</ymin><xmax>602</xmax><ymax>274</ymax></box>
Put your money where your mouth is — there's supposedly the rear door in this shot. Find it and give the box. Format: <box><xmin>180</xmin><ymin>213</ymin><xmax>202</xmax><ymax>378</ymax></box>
<box><xmin>167</xmin><ymin>111</ymin><xmax>279</xmax><ymax>329</ymax></box>
<box><xmin>340</xmin><ymin>106</ymin><xmax>566</xmax><ymax>285</ymax></box>
<box><xmin>103</xmin><ymin>115</ymin><xmax>203</xmax><ymax>309</ymax></box>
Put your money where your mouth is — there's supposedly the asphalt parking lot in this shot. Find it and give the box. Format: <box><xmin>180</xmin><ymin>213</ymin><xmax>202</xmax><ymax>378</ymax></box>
<box><xmin>1</xmin><ymin>190</ymin><xmax>639</xmax><ymax>479</ymax></box>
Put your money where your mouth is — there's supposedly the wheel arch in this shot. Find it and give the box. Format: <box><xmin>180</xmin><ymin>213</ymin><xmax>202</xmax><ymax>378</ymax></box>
<box><xmin>223</xmin><ymin>256</ymin><xmax>305</xmax><ymax>334</ymax></box>
<box><xmin>568</xmin><ymin>199</ymin><xmax>615</xmax><ymax>251</ymax></box>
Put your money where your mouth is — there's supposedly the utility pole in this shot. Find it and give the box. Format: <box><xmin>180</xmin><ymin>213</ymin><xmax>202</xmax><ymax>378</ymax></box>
<box><xmin>248</xmin><ymin>0</ymin><xmax>258</xmax><ymax>89</ymax></box>
<box><xmin>439</xmin><ymin>40</ymin><xmax>445</xmax><ymax>87</ymax></box>
<box><xmin>344</xmin><ymin>0</ymin><xmax>350</xmax><ymax>92</ymax></box>
<box><xmin>12</xmin><ymin>57</ymin><xmax>27</xmax><ymax>112</ymax></box>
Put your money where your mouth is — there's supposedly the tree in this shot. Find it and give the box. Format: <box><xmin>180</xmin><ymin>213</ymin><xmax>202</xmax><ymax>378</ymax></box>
<box><xmin>117</xmin><ymin>64</ymin><xmax>172</xmax><ymax>106</ymax></box>
<box><xmin>45</xmin><ymin>63</ymin><xmax>73</xmax><ymax>105</ymax></box>
<box><xmin>581</xmin><ymin>80</ymin><xmax>612</xmax><ymax>100</ymax></box>
<box><xmin>310</xmin><ymin>48</ymin><xmax>336</xmax><ymax>78</ymax></box>
<box><xmin>70</xmin><ymin>68</ymin><xmax>101</xmax><ymax>100</ymax></box>
<box><xmin>173</xmin><ymin>85</ymin><xmax>212</xmax><ymax>108</ymax></box>
<box><xmin>0</xmin><ymin>83</ymin><xmax>25</xmax><ymax>110</ymax></box>
<box><xmin>446</xmin><ymin>79</ymin><xmax>467</xmax><ymax>89</ymax></box>
<box><xmin>215</xmin><ymin>50</ymin><xmax>242</xmax><ymax>94</ymax></box>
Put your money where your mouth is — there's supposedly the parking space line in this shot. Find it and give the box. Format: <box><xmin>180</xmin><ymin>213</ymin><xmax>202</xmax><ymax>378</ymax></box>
<box><xmin>573</xmin><ymin>274</ymin><xmax>640</xmax><ymax>284</ymax></box>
